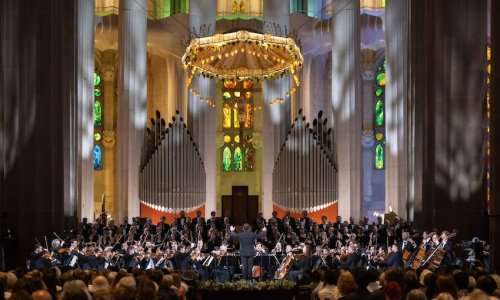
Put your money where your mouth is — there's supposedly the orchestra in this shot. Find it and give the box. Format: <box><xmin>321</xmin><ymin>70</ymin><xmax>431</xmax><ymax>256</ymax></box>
<box><xmin>26</xmin><ymin>211</ymin><xmax>487</xmax><ymax>281</ymax></box>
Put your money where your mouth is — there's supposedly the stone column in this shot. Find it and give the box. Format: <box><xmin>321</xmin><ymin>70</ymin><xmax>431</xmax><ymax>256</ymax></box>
<box><xmin>262</xmin><ymin>0</ymin><xmax>290</xmax><ymax>218</ymax></box>
<box><xmin>102</xmin><ymin>65</ymin><xmax>116</xmax><ymax>216</ymax></box>
<box><xmin>332</xmin><ymin>0</ymin><xmax>362</xmax><ymax>220</ymax></box>
<box><xmin>76</xmin><ymin>0</ymin><xmax>95</xmax><ymax>221</ymax></box>
<box><xmin>361</xmin><ymin>131</ymin><xmax>375</xmax><ymax>213</ymax></box>
<box><xmin>385</xmin><ymin>0</ymin><xmax>409</xmax><ymax>219</ymax></box>
<box><xmin>116</xmin><ymin>0</ymin><xmax>147</xmax><ymax>220</ymax></box>
<box><xmin>189</xmin><ymin>0</ymin><xmax>216</xmax><ymax>216</ymax></box>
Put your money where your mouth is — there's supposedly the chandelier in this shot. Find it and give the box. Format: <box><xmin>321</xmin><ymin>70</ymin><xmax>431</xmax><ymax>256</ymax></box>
<box><xmin>182</xmin><ymin>30</ymin><xmax>303</xmax><ymax>83</ymax></box>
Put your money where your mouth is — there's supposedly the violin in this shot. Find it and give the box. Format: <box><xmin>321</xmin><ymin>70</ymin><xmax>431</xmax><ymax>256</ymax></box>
<box><xmin>58</xmin><ymin>248</ymin><xmax>71</xmax><ymax>254</ymax></box>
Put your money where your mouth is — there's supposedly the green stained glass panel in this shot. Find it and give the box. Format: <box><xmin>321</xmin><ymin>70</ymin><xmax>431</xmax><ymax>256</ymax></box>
<box><xmin>94</xmin><ymin>132</ymin><xmax>102</xmax><ymax>141</ymax></box>
<box><xmin>233</xmin><ymin>147</ymin><xmax>242</xmax><ymax>171</ymax></box>
<box><xmin>94</xmin><ymin>100</ymin><xmax>102</xmax><ymax>126</ymax></box>
<box><xmin>94</xmin><ymin>73</ymin><xmax>101</xmax><ymax>86</ymax></box>
<box><xmin>244</xmin><ymin>146</ymin><xmax>254</xmax><ymax>171</ymax></box>
<box><xmin>375</xmin><ymin>143</ymin><xmax>384</xmax><ymax>169</ymax></box>
<box><xmin>375</xmin><ymin>100</ymin><xmax>384</xmax><ymax>126</ymax></box>
<box><xmin>375</xmin><ymin>87</ymin><xmax>383</xmax><ymax>97</ymax></box>
<box><xmin>223</xmin><ymin>147</ymin><xmax>231</xmax><ymax>171</ymax></box>
<box><xmin>376</xmin><ymin>72</ymin><xmax>385</xmax><ymax>87</ymax></box>
<box><xmin>94</xmin><ymin>88</ymin><xmax>102</xmax><ymax>97</ymax></box>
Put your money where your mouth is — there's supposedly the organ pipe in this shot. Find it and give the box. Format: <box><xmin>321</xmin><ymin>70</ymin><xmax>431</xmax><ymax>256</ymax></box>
<box><xmin>272</xmin><ymin>110</ymin><xmax>338</xmax><ymax>213</ymax></box>
<box><xmin>139</xmin><ymin>110</ymin><xmax>206</xmax><ymax>213</ymax></box>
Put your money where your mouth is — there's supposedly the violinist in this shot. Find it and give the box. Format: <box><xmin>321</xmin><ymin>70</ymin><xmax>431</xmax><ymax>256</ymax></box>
<box><xmin>174</xmin><ymin>243</ymin><xmax>195</xmax><ymax>273</ymax></box>
<box><xmin>383</xmin><ymin>244</ymin><xmax>403</xmax><ymax>267</ymax></box>
<box><xmin>340</xmin><ymin>245</ymin><xmax>360</xmax><ymax>270</ymax></box>
<box><xmin>214</xmin><ymin>245</ymin><xmax>232</xmax><ymax>282</ymax></box>
<box><xmin>30</xmin><ymin>244</ymin><xmax>50</xmax><ymax>270</ymax></box>
<box><xmin>76</xmin><ymin>244</ymin><xmax>98</xmax><ymax>270</ymax></box>
<box><xmin>187</xmin><ymin>249</ymin><xmax>207</xmax><ymax>280</ymax></box>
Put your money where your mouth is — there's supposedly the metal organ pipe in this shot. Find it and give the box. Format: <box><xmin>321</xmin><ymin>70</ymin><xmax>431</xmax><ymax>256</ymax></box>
<box><xmin>271</xmin><ymin>110</ymin><xmax>338</xmax><ymax>216</ymax></box>
<box><xmin>139</xmin><ymin>110</ymin><xmax>206</xmax><ymax>215</ymax></box>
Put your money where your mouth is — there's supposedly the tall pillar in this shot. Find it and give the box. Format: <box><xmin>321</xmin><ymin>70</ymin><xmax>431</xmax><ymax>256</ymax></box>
<box><xmin>263</xmin><ymin>0</ymin><xmax>290</xmax><ymax>218</ymax></box>
<box><xmin>385</xmin><ymin>0</ymin><xmax>409</xmax><ymax>220</ymax></box>
<box><xmin>332</xmin><ymin>0</ymin><xmax>362</xmax><ymax>220</ymax></box>
<box><xmin>102</xmin><ymin>65</ymin><xmax>116</xmax><ymax>216</ymax></box>
<box><xmin>116</xmin><ymin>0</ymin><xmax>147</xmax><ymax>220</ymax></box>
<box><xmin>1</xmin><ymin>0</ymin><xmax>92</xmax><ymax>267</ymax></box>
<box><xmin>189</xmin><ymin>0</ymin><xmax>216</xmax><ymax>216</ymax></box>
<box><xmin>489</xmin><ymin>0</ymin><xmax>500</xmax><ymax>271</ymax></box>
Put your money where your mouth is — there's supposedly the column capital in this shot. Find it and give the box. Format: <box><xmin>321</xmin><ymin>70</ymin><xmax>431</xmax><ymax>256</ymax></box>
<box><xmin>103</xmin><ymin>130</ymin><xmax>116</xmax><ymax>149</ymax></box>
<box><xmin>101</xmin><ymin>65</ymin><xmax>115</xmax><ymax>82</ymax></box>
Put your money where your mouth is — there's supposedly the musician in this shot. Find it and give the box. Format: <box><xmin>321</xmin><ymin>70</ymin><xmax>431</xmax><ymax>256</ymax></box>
<box><xmin>299</xmin><ymin>210</ymin><xmax>313</xmax><ymax>231</ymax></box>
<box><xmin>283</xmin><ymin>211</ymin><xmax>297</xmax><ymax>231</ymax></box>
<box><xmin>192</xmin><ymin>210</ymin><xmax>205</xmax><ymax>229</ymax></box>
<box><xmin>156</xmin><ymin>216</ymin><xmax>170</xmax><ymax>236</ymax></box>
<box><xmin>269</xmin><ymin>211</ymin><xmax>282</xmax><ymax>228</ymax></box>
<box><xmin>206</xmin><ymin>211</ymin><xmax>222</xmax><ymax>231</ymax></box>
<box><xmin>400</xmin><ymin>231</ymin><xmax>417</xmax><ymax>267</ymax></box>
<box><xmin>383</xmin><ymin>244</ymin><xmax>404</xmax><ymax>267</ymax></box>
<box><xmin>174</xmin><ymin>243</ymin><xmax>195</xmax><ymax>273</ymax></box>
<box><xmin>214</xmin><ymin>245</ymin><xmax>232</xmax><ymax>282</ymax></box>
<box><xmin>288</xmin><ymin>245</ymin><xmax>312</xmax><ymax>281</ymax></box>
<box><xmin>340</xmin><ymin>245</ymin><xmax>360</xmax><ymax>270</ymax></box>
<box><xmin>253</xmin><ymin>212</ymin><xmax>267</xmax><ymax>232</ymax></box>
<box><xmin>333</xmin><ymin>216</ymin><xmax>343</xmax><ymax>231</ymax></box>
<box><xmin>186</xmin><ymin>249</ymin><xmax>208</xmax><ymax>280</ymax></box>
<box><xmin>230</xmin><ymin>223</ymin><xmax>267</xmax><ymax>280</ymax></box>
<box><xmin>440</xmin><ymin>231</ymin><xmax>455</xmax><ymax>267</ymax></box>
<box><xmin>420</xmin><ymin>231</ymin><xmax>433</xmax><ymax>252</ymax></box>
<box><xmin>176</xmin><ymin>210</ymin><xmax>187</xmax><ymax>230</ymax></box>
<box><xmin>119</xmin><ymin>217</ymin><xmax>131</xmax><ymax>235</ymax></box>
<box><xmin>30</xmin><ymin>244</ymin><xmax>50</xmax><ymax>270</ymax></box>
<box><xmin>319</xmin><ymin>216</ymin><xmax>329</xmax><ymax>232</ymax></box>
<box><xmin>76</xmin><ymin>244</ymin><xmax>98</xmax><ymax>270</ymax></box>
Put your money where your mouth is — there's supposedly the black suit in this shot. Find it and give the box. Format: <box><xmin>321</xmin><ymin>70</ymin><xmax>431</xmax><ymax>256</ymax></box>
<box><xmin>230</xmin><ymin>230</ymin><xmax>265</xmax><ymax>280</ymax></box>
<box><xmin>441</xmin><ymin>241</ymin><xmax>455</xmax><ymax>267</ymax></box>
<box><xmin>192</xmin><ymin>216</ymin><xmax>205</xmax><ymax>228</ymax></box>
<box><xmin>341</xmin><ymin>252</ymin><xmax>360</xmax><ymax>270</ymax></box>
<box><xmin>384</xmin><ymin>250</ymin><xmax>404</xmax><ymax>267</ymax></box>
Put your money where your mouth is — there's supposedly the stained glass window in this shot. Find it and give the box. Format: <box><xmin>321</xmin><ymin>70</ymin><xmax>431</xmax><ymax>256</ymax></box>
<box><xmin>94</xmin><ymin>144</ymin><xmax>103</xmax><ymax>170</ymax></box>
<box><xmin>223</xmin><ymin>103</ymin><xmax>232</xmax><ymax>128</ymax></box>
<box><xmin>375</xmin><ymin>144</ymin><xmax>384</xmax><ymax>169</ymax></box>
<box><xmin>221</xmin><ymin>79</ymin><xmax>256</xmax><ymax>172</ymax></box>
<box><xmin>244</xmin><ymin>146</ymin><xmax>254</xmax><ymax>171</ymax></box>
<box><xmin>94</xmin><ymin>100</ymin><xmax>103</xmax><ymax>126</ymax></box>
<box><xmin>94</xmin><ymin>73</ymin><xmax>101</xmax><ymax>86</ymax></box>
<box><xmin>223</xmin><ymin>147</ymin><xmax>232</xmax><ymax>171</ymax></box>
<box><xmin>373</xmin><ymin>61</ymin><xmax>386</xmax><ymax>169</ymax></box>
<box><xmin>94</xmin><ymin>133</ymin><xmax>102</xmax><ymax>141</ymax></box>
<box><xmin>375</xmin><ymin>100</ymin><xmax>384</xmax><ymax>126</ymax></box>
<box><xmin>245</xmin><ymin>103</ymin><xmax>253</xmax><ymax>128</ymax></box>
<box><xmin>233</xmin><ymin>103</ymin><xmax>240</xmax><ymax>128</ymax></box>
<box><xmin>234</xmin><ymin>147</ymin><xmax>243</xmax><ymax>171</ymax></box>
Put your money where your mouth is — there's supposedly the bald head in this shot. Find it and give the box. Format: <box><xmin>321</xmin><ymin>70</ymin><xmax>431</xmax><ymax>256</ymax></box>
<box><xmin>32</xmin><ymin>290</ymin><xmax>52</xmax><ymax>300</ymax></box>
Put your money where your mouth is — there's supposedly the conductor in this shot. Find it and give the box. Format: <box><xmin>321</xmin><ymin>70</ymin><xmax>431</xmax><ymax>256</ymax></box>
<box><xmin>230</xmin><ymin>223</ymin><xmax>266</xmax><ymax>280</ymax></box>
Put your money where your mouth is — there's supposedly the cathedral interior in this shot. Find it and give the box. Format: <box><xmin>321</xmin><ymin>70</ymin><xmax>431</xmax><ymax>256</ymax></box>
<box><xmin>0</xmin><ymin>0</ymin><xmax>499</xmax><ymax>271</ymax></box>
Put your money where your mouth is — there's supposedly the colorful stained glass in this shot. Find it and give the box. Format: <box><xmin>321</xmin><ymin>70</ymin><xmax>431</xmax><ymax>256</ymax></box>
<box><xmin>94</xmin><ymin>132</ymin><xmax>102</xmax><ymax>141</ymax></box>
<box><xmin>375</xmin><ymin>132</ymin><xmax>383</xmax><ymax>141</ymax></box>
<box><xmin>376</xmin><ymin>72</ymin><xmax>386</xmax><ymax>86</ymax></box>
<box><xmin>94</xmin><ymin>100</ymin><xmax>102</xmax><ymax>126</ymax></box>
<box><xmin>94</xmin><ymin>73</ymin><xmax>101</xmax><ymax>86</ymax></box>
<box><xmin>487</xmin><ymin>46</ymin><xmax>491</xmax><ymax>61</ymax></box>
<box><xmin>234</xmin><ymin>91</ymin><xmax>241</xmax><ymax>97</ymax></box>
<box><xmin>245</xmin><ymin>92</ymin><xmax>252</xmax><ymax>99</ymax></box>
<box><xmin>375</xmin><ymin>143</ymin><xmax>384</xmax><ymax>169</ymax></box>
<box><xmin>243</xmin><ymin>80</ymin><xmax>253</xmax><ymax>89</ymax></box>
<box><xmin>244</xmin><ymin>146</ymin><xmax>254</xmax><ymax>171</ymax></box>
<box><xmin>93</xmin><ymin>144</ymin><xmax>103</xmax><ymax>170</ymax></box>
<box><xmin>375</xmin><ymin>88</ymin><xmax>383</xmax><ymax>97</ymax></box>
<box><xmin>224</xmin><ymin>135</ymin><xmax>231</xmax><ymax>143</ymax></box>
<box><xmin>233</xmin><ymin>147</ymin><xmax>242</xmax><ymax>171</ymax></box>
<box><xmin>223</xmin><ymin>147</ymin><xmax>231</xmax><ymax>171</ymax></box>
<box><xmin>375</xmin><ymin>100</ymin><xmax>384</xmax><ymax>126</ymax></box>
<box><xmin>94</xmin><ymin>88</ymin><xmax>102</xmax><ymax>97</ymax></box>
<box><xmin>224</xmin><ymin>79</ymin><xmax>236</xmax><ymax>89</ymax></box>
<box><xmin>245</xmin><ymin>103</ymin><xmax>253</xmax><ymax>128</ymax></box>
<box><xmin>233</xmin><ymin>103</ymin><xmax>240</xmax><ymax>128</ymax></box>
<box><xmin>223</xmin><ymin>92</ymin><xmax>231</xmax><ymax>99</ymax></box>
<box><xmin>223</xmin><ymin>103</ymin><xmax>232</xmax><ymax>128</ymax></box>
<box><xmin>234</xmin><ymin>135</ymin><xmax>240</xmax><ymax>143</ymax></box>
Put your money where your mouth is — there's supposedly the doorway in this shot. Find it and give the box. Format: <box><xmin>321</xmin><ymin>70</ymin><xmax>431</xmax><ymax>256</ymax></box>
<box><xmin>221</xmin><ymin>186</ymin><xmax>258</xmax><ymax>226</ymax></box>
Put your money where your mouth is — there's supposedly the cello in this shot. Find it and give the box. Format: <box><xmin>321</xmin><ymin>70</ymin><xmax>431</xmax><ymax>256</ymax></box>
<box><xmin>411</xmin><ymin>232</ymin><xmax>436</xmax><ymax>270</ymax></box>
<box><xmin>422</xmin><ymin>232</ymin><xmax>456</xmax><ymax>270</ymax></box>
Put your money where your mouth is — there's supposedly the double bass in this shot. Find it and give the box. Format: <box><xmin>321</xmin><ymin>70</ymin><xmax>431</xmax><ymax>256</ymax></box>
<box><xmin>422</xmin><ymin>233</ymin><xmax>456</xmax><ymax>270</ymax></box>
